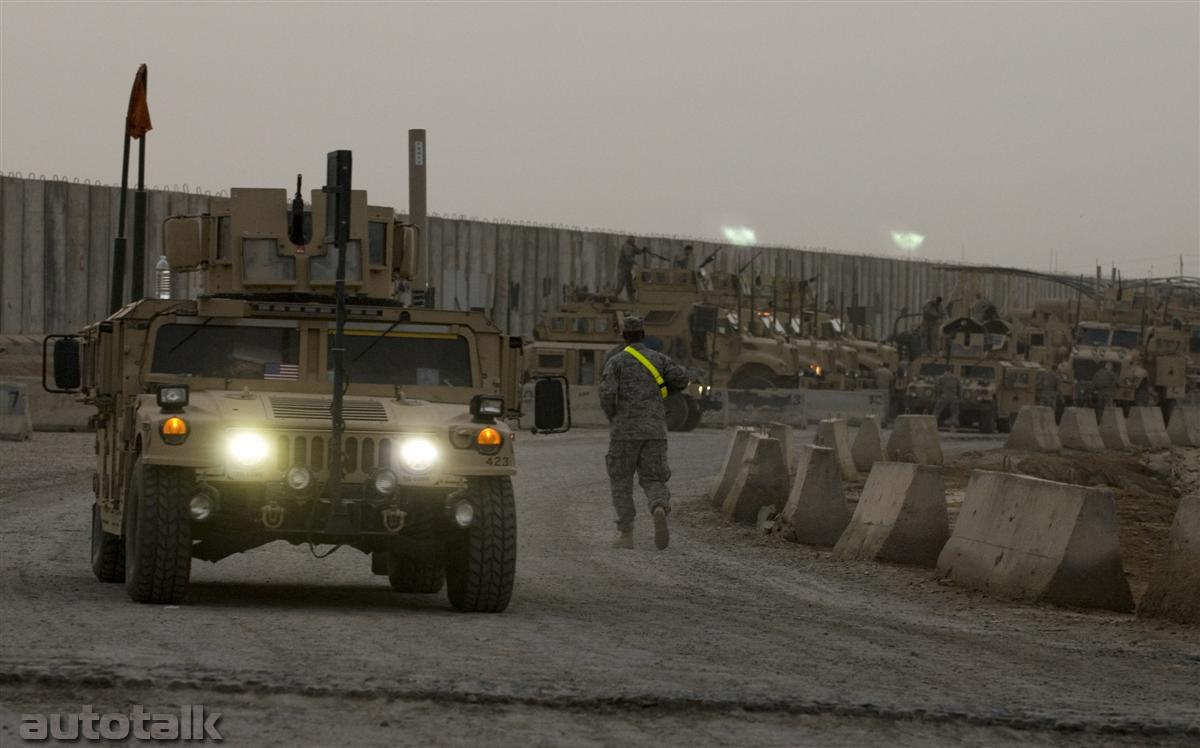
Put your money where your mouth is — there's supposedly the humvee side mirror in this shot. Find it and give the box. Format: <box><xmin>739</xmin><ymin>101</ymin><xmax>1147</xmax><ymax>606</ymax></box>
<box><xmin>163</xmin><ymin>216</ymin><xmax>211</xmax><ymax>269</ymax></box>
<box><xmin>43</xmin><ymin>335</ymin><xmax>81</xmax><ymax>393</ymax></box>
<box><xmin>532</xmin><ymin>376</ymin><xmax>570</xmax><ymax>434</ymax></box>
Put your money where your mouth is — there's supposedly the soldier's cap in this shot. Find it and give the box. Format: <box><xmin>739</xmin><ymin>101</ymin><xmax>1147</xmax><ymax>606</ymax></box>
<box><xmin>622</xmin><ymin>315</ymin><xmax>645</xmax><ymax>333</ymax></box>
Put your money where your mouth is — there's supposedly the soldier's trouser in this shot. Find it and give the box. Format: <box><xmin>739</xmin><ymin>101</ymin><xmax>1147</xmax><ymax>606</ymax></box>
<box><xmin>1095</xmin><ymin>397</ymin><xmax>1111</xmax><ymax>421</ymax></box>
<box><xmin>934</xmin><ymin>396</ymin><xmax>960</xmax><ymax>427</ymax></box>
<box><xmin>606</xmin><ymin>438</ymin><xmax>671</xmax><ymax>531</ymax></box>
<box><xmin>617</xmin><ymin>268</ymin><xmax>635</xmax><ymax>300</ymax></box>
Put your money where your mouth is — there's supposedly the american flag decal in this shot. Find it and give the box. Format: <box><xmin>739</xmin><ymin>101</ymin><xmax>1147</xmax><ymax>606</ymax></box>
<box><xmin>264</xmin><ymin>363</ymin><xmax>300</xmax><ymax>381</ymax></box>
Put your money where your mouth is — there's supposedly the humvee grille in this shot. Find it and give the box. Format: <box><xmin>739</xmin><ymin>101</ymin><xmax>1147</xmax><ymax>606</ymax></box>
<box><xmin>270</xmin><ymin>396</ymin><xmax>389</xmax><ymax>422</ymax></box>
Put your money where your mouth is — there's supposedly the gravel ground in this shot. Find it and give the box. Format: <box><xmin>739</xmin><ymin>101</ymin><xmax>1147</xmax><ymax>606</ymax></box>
<box><xmin>1</xmin><ymin>427</ymin><xmax>1197</xmax><ymax>746</ymax></box>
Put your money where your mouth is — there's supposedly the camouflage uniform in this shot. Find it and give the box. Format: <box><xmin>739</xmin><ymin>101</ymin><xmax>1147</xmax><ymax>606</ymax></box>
<box><xmin>1035</xmin><ymin>368</ymin><xmax>1061</xmax><ymax>408</ymax></box>
<box><xmin>1091</xmin><ymin>365</ymin><xmax>1118</xmax><ymax>420</ymax></box>
<box><xmin>921</xmin><ymin>298</ymin><xmax>944</xmax><ymax>355</ymax></box>
<box><xmin>599</xmin><ymin>332</ymin><xmax>689</xmax><ymax>531</ymax></box>
<box><xmin>874</xmin><ymin>365</ymin><xmax>895</xmax><ymax>424</ymax></box>
<box><xmin>616</xmin><ymin>239</ymin><xmax>642</xmax><ymax>301</ymax></box>
<box><xmin>933</xmin><ymin>369</ymin><xmax>961</xmax><ymax>428</ymax></box>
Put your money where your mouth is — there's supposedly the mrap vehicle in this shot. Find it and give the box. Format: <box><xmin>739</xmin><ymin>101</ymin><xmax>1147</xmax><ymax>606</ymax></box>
<box><xmin>45</xmin><ymin>154</ymin><xmax>568</xmax><ymax>613</ymax></box>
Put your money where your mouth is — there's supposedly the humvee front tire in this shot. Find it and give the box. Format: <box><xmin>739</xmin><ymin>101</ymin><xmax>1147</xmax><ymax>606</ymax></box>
<box><xmin>387</xmin><ymin>555</ymin><xmax>445</xmax><ymax>593</ymax></box>
<box><xmin>124</xmin><ymin>458</ymin><xmax>192</xmax><ymax>604</ymax></box>
<box><xmin>445</xmin><ymin>476</ymin><xmax>516</xmax><ymax>613</ymax></box>
<box><xmin>91</xmin><ymin>503</ymin><xmax>125</xmax><ymax>583</ymax></box>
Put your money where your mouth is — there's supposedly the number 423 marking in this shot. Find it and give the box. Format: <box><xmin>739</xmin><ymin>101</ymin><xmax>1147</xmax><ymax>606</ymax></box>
<box><xmin>485</xmin><ymin>456</ymin><xmax>511</xmax><ymax>466</ymax></box>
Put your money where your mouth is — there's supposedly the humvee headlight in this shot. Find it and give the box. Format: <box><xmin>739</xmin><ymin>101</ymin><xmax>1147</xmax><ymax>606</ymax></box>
<box><xmin>157</xmin><ymin>384</ymin><xmax>189</xmax><ymax>411</ymax></box>
<box><xmin>228</xmin><ymin>431</ymin><xmax>270</xmax><ymax>468</ymax></box>
<box><xmin>285</xmin><ymin>465</ymin><xmax>313</xmax><ymax>492</ymax></box>
<box><xmin>398</xmin><ymin>438</ymin><xmax>438</xmax><ymax>474</ymax></box>
<box><xmin>373</xmin><ymin>468</ymin><xmax>399</xmax><ymax>495</ymax></box>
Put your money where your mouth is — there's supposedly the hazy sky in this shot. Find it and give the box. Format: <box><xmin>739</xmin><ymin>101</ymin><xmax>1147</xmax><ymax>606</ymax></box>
<box><xmin>2</xmin><ymin>1</ymin><xmax>1197</xmax><ymax>277</ymax></box>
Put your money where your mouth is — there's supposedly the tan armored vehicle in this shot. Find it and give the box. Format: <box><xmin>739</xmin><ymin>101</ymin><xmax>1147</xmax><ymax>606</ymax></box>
<box><xmin>45</xmin><ymin>162</ymin><xmax>567</xmax><ymax>612</ymax></box>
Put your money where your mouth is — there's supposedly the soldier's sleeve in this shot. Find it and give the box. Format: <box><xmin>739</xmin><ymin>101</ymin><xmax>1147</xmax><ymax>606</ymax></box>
<box><xmin>660</xmin><ymin>353</ymin><xmax>690</xmax><ymax>394</ymax></box>
<box><xmin>599</xmin><ymin>357</ymin><xmax>619</xmax><ymax>420</ymax></box>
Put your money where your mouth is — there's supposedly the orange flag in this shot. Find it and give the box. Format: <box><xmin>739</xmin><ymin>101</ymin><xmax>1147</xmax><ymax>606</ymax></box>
<box><xmin>125</xmin><ymin>64</ymin><xmax>152</xmax><ymax>139</ymax></box>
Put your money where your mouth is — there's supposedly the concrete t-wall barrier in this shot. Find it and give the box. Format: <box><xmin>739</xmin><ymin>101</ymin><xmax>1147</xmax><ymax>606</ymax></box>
<box><xmin>884</xmin><ymin>415</ymin><xmax>943</xmax><ymax>466</ymax></box>
<box><xmin>711</xmin><ymin>428</ymin><xmax>754</xmax><ymax>508</ymax></box>
<box><xmin>1058</xmin><ymin>407</ymin><xmax>1105</xmax><ymax>452</ymax></box>
<box><xmin>1100</xmin><ymin>407</ymin><xmax>1134</xmax><ymax>451</ymax></box>
<box><xmin>1005</xmin><ymin>406</ymin><xmax>1062</xmax><ymax>452</ymax></box>
<box><xmin>721</xmin><ymin>435</ymin><xmax>791</xmax><ymax>525</ymax></box>
<box><xmin>0</xmin><ymin>175</ymin><xmax>1103</xmax><ymax>338</ymax></box>
<box><xmin>851</xmin><ymin>416</ymin><xmax>883</xmax><ymax>473</ymax></box>
<box><xmin>803</xmin><ymin>389</ymin><xmax>888</xmax><ymax>426</ymax></box>
<box><xmin>1126</xmin><ymin>407</ymin><xmax>1171</xmax><ymax>450</ymax></box>
<box><xmin>834</xmin><ymin>462</ymin><xmax>950</xmax><ymax>567</ymax></box>
<box><xmin>1167</xmin><ymin>406</ymin><xmax>1200</xmax><ymax>448</ymax></box>
<box><xmin>936</xmin><ymin>470</ymin><xmax>1134</xmax><ymax>612</ymax></box>
<box><xmin>1138</xmin><ymin>494</ymin><xmax>1200</xmax><ymax>625</ymax></box>
<box><xmin>0</xmin><ymin>381</ymin><xmax>33</xmax><ymax>441</ymax></box>
<box><xmin>814</xmin><ymin>418</ymin><xmax>859</xmax><ymax>482</ymax></box>
<box><xmin>781</xmin><ymin>444</ymin><xmax>850</xmax><ymax>546</ymax></box>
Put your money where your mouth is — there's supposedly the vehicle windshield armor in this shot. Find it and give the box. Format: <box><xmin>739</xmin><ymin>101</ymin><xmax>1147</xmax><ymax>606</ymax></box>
<box><xmin>333</xmin><ymin>330</ymin><xmax>473</xmax><ymax>387</ymax></box>
<box><xmin>151</xmin><ymin>322</ymin><xmax>300</xmax><ymax>380</ymax></box>
<box><xmin>918</xmin><ymin>363</ymin><xmax>953</xmax><ymax>377</ymax></box>
<box><xmin>1077</xmin><ymin>327</ymin><xmax>1109</xmax><ymax>346</ymax></box>
<box><xmin>1111</xmin><ymin>329</ymin><xmax>1141</xmax><ymax>349</ymax></box>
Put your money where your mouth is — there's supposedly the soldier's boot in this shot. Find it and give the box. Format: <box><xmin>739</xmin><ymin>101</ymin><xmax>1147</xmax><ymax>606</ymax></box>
<box><xmin>653</xmin><ymin>507</ymin><xmax>670</xmax><ymax>551</ymax></box>
<box><xmin>611</xmin><ymin>527</ymin><xmax>634</xmax><ymax>549</ymax></box>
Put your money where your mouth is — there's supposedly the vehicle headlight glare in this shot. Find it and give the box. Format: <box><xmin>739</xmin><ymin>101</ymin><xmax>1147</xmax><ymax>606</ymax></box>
<box><xmin>398</xmin><ymin>438</ymin><xmax>438</xmax><ymax>474</ymax></box>
<box><xmin>228</xmin><ymin>431</ymin><xmax>269</xmax><ymax>468</ymax></box>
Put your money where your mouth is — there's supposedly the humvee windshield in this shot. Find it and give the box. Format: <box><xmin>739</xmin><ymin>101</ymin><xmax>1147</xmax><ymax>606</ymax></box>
<box><xmin>334</xmin><ymin>331</ymin><xmax>473</xmax><ymax>387</ymax></box>
<box><xmin>151</xmin><ymin>322</ymin><xmax>300</xmax><ymax>380</ymax></box>
<box><xmin>962</xmin><ymin>365</ymin><xmax>995</xmax><ymax>380</ymax></box>
<box><xmin>918</xmin><ymin>363</ymin><xmax>953</xmax><ymax>377</ymax></box>
<box><xmin>1077</xmin><ymin>327</ymin><xmax>1109</xmax><ymax>346</ymax></box>
<box><xmin>1111</xmin><ymin>329</ymin><xmax>1141</xmax><ymax>349</ymax></box>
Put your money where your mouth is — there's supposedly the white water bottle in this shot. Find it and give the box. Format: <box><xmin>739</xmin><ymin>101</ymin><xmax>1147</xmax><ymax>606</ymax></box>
<box><xmin>155</xmin><ymin>255</ymin><xmax>171</xmax><ymax>299</ymax></box>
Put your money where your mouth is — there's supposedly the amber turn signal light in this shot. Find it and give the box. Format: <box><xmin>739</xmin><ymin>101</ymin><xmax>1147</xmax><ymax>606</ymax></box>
<box><xmin>476</xmin><ymin>427</ymin><xmax>502</xmax><ymax>447</ymax></box>
<box><xmin>161</xmin><ymin>417</ymin><xmax>188</xmax><ymax>445</ymax></box>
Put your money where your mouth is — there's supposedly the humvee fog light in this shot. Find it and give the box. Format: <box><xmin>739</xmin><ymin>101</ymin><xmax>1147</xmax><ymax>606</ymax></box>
<box><xmin>228</xmin><ymin>431</ymin><xmax>269</xmax><ymax>467</ymax></box>
<box><xmin>398</xmin><ymin>438</ymin><xmax>438</xmax><ymax>474</ymax></box>
<box><xmin>373</xmin><ymin>468</ymin><xmax>399</xmax><ymax>495</ymax></box>
<box><xmin>452</xmin><ymin>500</ymin><xmax>475</xmax><ymax>528</ymax></box>
<box><xmin>285</xmin><ymin>465</ymin><xmax>313</xmax><ymax>492</ymax></box>
<box><xmin>189</xmin><ymin>494</ymin><xmax>213</xmax><ymax>522</ymax></box>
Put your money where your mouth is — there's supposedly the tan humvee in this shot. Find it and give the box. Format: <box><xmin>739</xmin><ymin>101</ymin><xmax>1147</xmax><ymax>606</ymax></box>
<box><xmin>45</xmin><ymin>182</ymin><xmax>567</xmax><ymax>612</ymax></box>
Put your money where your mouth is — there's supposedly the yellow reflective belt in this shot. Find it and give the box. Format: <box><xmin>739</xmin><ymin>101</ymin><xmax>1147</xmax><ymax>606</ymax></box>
<box><xmin>624</xmin><ymin>345</ymin><xmax>667</xmax><ymax>399</ymax></box>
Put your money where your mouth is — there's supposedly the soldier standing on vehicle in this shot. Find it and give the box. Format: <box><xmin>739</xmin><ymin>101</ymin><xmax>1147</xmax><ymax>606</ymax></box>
<box><xmin>599</xmin><ymin>315</ymin><xmax>689</xmax><ymax>550</ymax></box>
<box><xmin>616</xmin><ymin>237</ymin><xmax>646</xmax><ymax>301</ymax></box>
<box><xmin>874</xmin><ymin>362</ymin><xmax>895</xmax><ymax>424</ymax></box>
<box><xmin>1036</xmin><ymin>368</ymin><xmax>1061</xmax><ymax>410</ymax></box>
<box><xmin>673</xmin><ymin>245</ymin><xmax>694</xmax><ymax>269</ymax></box>
<box><xmin>1091</xmin><ymin>362</ymin><xmax>1118</xmax><ymax>419</ymax></box>
<box><xmin>933</xmin><ymin>366</ymin><xmax>961</xmax><ymax>431</ymax></box>
<box><xmin>921</xmin><ymin>296</ymin><xmax>944</xmax><ymax>355</ymax></box>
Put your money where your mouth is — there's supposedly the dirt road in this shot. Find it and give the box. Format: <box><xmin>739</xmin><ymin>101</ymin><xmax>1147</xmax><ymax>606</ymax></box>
<box><xmin>1</xmin><ymin>430</ymin><xmax>1197</xmax><ymax>746</ymax></box>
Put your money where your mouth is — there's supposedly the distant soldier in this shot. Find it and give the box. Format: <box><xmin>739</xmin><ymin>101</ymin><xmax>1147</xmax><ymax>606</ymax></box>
<box><xmin>616</xmin><ymin>237</ymin><xmax>646</xmax><ymax>301</ymax></box>
<box><xmin>599</xmin><ymin>315</ymin><xmax>689</xmax><ymax>550</ymax></box>
<box><xmin>874</xmin><ymin>362</ymin><xmax>895</xmax><ymax>425</ymax></box>
<box><xmin>933</xmin><ymin>366</ymin><xmax>961</xmax><ymax>431</ymax></box>
<box><xmin>921</xmin><ymin>296</ymin><xmax>944</xmax><ymax>355</ymax></box>
<box><xmin>1035</xmin><ymin>368</ymin><xmax>1061</xmax><ymax>409</ymax></box>
<box><xmin>673</xmin><ymin>244</ymin><xmax>694</xmax><ymax>269</ymax></box>
<box><xmin>970</xmin><ymin>293</ymin><xmax>999</xmax><ymax>323</ymax></box>
<box><xmin>1091</xmin><ymin>362</ymin><xmax>1118</xmax><ymax>419</ymax></box>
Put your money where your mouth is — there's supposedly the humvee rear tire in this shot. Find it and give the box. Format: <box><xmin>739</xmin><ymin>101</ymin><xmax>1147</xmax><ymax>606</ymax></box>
<box><xmin>91</xmin><ymin>503</ymin><xmax>125</xmax><ymax>583</ymax></box>
<box><xmin>682</xmin><ymin>398</ymin><xmax>703</xmax><ymax>431</ymax></box>
<box><xmin>665</xmin><ymin>393</ymin><xmax>690</xmax><ymax>432</ymax></box>
<box><xmin>387</xmin><ymin>555</ymin><xmax>445</xmax><ymax>593</ymax></box>
<box><xmin>445</xmin><ymin>476</ymin><xmax>516</xmax><ymax>613</ymax></box>
<box><xmin>124</xmin><ymin>458</ymin><xmax>192</xmax><ymax>605</ymax></box>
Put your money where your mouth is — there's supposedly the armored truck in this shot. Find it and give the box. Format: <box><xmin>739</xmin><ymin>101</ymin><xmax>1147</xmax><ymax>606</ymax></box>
<box><xmin>45</xmin><ymin>176</ymin><xmax>567</xmax><ymax>613</ymax></box>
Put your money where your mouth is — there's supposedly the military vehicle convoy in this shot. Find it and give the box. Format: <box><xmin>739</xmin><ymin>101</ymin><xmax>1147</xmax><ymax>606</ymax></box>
<box><xmin>45</xmin><ymin>151</ymin><xmax>567</xmax><ymax>612</ymax></box>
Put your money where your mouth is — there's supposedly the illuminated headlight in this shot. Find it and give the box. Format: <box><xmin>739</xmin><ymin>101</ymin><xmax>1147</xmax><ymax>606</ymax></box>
<box><xmin>398</xmin><ymin>438</ymin><xmax>439</xmax><ymax>474</ymax></box>
<box><xmin>157</xmin><ymin>384</ymin><xmax>189</xmax><ymax>410</ymax></box>
<box><xmin>285</xmin><ymin>465</ymin><xmax>313</xmax><ymax>492</ymax></box>
<box><xmin>228</xmin><ymin>430</ymin><xmax>270</xmax><ymax>468</ymax></box>
<box><xmin>373</xmin><ymin>469</ymin><xmax>399</xmax><ymax>495</ymax></box>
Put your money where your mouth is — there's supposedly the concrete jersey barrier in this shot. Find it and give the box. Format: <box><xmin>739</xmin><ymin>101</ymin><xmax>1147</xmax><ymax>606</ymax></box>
<box><xmin>884</xmin><ymin>414</ymin><xmax>943</xmax><ymax>466</ymax></box>
<box><xmin>711</xmin><ymin>427</ymin><xmax>754</xmax><ymax>508</ymax></box>
<box><xmin>1058</xmin><ymin>407</ymin><xmax>1105</xmax><ymax>452</ymax></box>
<box><xmin>936</xmin><ymin>470</ymin><xmax>1133</xmax><ymax>612</ymax></box>
<box><xmin>781</xmin><ymin>444</ymin><xmax>850</xmax><ymax>546</ymax></box>
<box><xmin>721</xmin><ymin>435</ymin><xmax>791</xmax><ymax>525</ymax></box>
<box><xmin>1099</xmin><ymin>407</ymin><xmax>1134</xmax><ymax>451</ymax></box>
<box><xmin>814</xmin><ymin>418</ymin><xmax>859</xmax><ymax>481</ymax></box>
<box><xmin>764</xmin><ymin>421</ymin><xmax>795</xmax><ymax>475</ymax></box>
<box><xmin>1138</xmin><ymin>494</ymin><xmax>1200</xmax><ymax>625</ymax></box>
<box><xmin>0</xmin><ymin>381</ymin><xmax>33</xmax><ymax>441</ymax></box>
<box><xmin>1005</xmin><ymin>405</ymin><xmax>1062</xmax><ymax>452</ymax></box>
<box><xmin>1167</xmin><ymin>406</ymin><xmax>1200</xmax><ymax>448</ymax></box>
<box><xmin>851</xmin><ymin>416</ymin><xmax>883</xmax><ymax>473</ymax></box>
<box><xmin>1126</xmin><ymin>406</ymin><xmax>1171</xmax><ymax>449</ymax></box>
<box><xmin>833</xmin><ymin>462</ymin><xmax>949</xmax><ymax>567</ymax></box>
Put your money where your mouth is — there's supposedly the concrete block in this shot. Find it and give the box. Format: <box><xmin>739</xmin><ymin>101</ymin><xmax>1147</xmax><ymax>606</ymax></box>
<box><xmin>1126</xmin><ymin>406</ymin><xmax>1171</xmax><ymax>449</ymax></box>
<box><xmin>1058</xmin><ymin>407</ymin><xmax>1105</xmax><ymax>452</ymax></box>
<box><xmin>813</xmin><ymin>418</ymin><xmax>859</xmax><ymax>481</ymax></box>
<box><xmin>851</xmin><ymin>416</ymin><xmax>883</xmax><ymax>473</ymax></box>
<box><xmin>1167</xmin><ymin>406</ymin><xmax>1200</xmax><ymax>448</ymax></box>
<box><xmin>834</xmin><ymin>463</ymin><xmax>949</xmax><ymax>567</ymax></box>
<box><xmin>1139</xmin><ymin>494</ymin><xmax>1200</xmax><ymax>625</ymax></box>
<box><xmin>1005</xmin><ymin>405</ymin><xmax>1062</xmax><ymax>452</ymax></box>
<box><xmin>1099</xmin><ymin>407</ymin><xmax>1133</xmax><ymax>451</ymax></box>
<box><xmin>764</xmin><ymin>421</ymin><xmax>794</xmax><ymax>474</ymax></box>
<box><xmin>721</xmin><ymin>435</ymin><xmax>791</xmax><ymax>525</ymax></box>
<box><xmin>0</xmin><ymin>381</ymin><xmax>33</xmax><ymax>441</ymax></box>
<box><xmin>883</xmin><ymin>414</ymin><xmax>943</xmax><ymax>466</ymax></box>
<box><xmin>936</xmin><ymin>470</ymin><xmax>1133</xmax><ymax>612</ymax></box>
<box><xmin>711</xmin><ymin>427</ymin><xmax>754</xmax><ymax>508</ymax></box>
<box><xmin>781</xmin><ymin>444</ymin><xmax>850</xmax><ymax>546</ymax></box>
